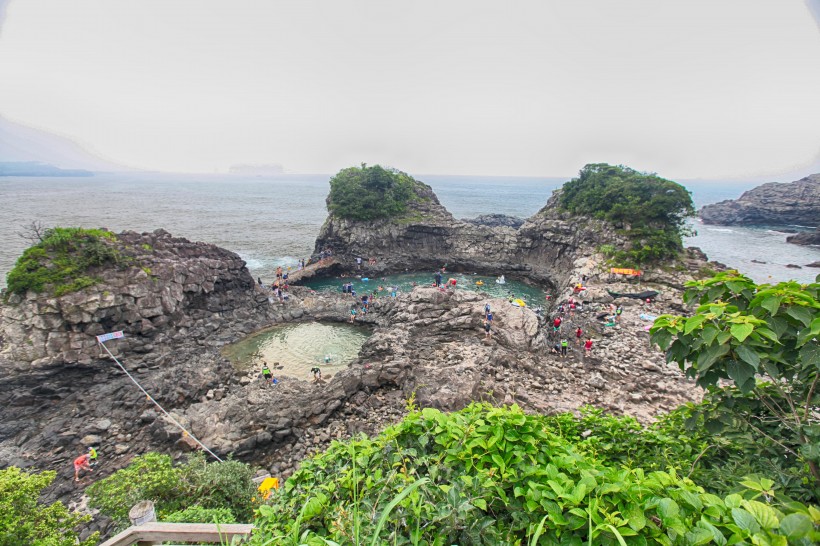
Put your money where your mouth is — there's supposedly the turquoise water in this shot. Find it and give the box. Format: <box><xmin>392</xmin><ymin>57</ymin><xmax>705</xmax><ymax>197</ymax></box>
<box><xmin>221</xmin><ymin>321</ymin><xmax>371</xmax><ymax>381</ymax></box>
<box><xmin>304</xmin><ymin>272</ymin><xmax>547</xmax><ymax>307</ymax></box>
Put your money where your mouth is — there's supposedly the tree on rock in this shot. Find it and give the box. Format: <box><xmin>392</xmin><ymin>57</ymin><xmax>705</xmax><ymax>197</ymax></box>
<box><xmin>327</xmin><ymin>164</ymin><xmax>418</xmax><ymax>221</ymax></box>
<box><xmin>559</xmin><ymin>163</ymin><xmax>695</xmax><ymax>264</ymax></box>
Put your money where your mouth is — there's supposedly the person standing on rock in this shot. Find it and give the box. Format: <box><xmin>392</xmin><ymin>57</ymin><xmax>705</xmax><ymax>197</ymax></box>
<box><xmin>435</xmin><ymin>270</ymin><xmax>442</xmax><ymax>287</ymax></box>
<box><xmin>483</xmin><ymin>319</ymin><xmax>492</xmax><ymax>338</ymax></box>
<box><xmin>575</xmin><ymin>326</ymin><xmax>583</xmax><ymax>345</ymax></box>
<box><xmin>350</xmin><ymin>306</ymin><xmax>357</xmax><ymax>323</ymax></box>
<box><xmin>262</xmin><ymin>363</ymin><xmax>272</xmax><ymax>385</ymax></box>
<box><xmin>584</xmin><ymin>338</ymin><xmax>593</xmax><ymax>357</ymax></box>
<box><xmin>74</xmin><ymin>451</ymin><xmax>93</xmax><ymax>482</ymax></box>
<box><xmin>560</xmin><ymin>338</ymin><xmax>568</xmax><ymax>357</ymax></box>
<box><xmin>615</xmin><ymin>305</ymin><xmax>623</xmax><ymax>322</ymax></box>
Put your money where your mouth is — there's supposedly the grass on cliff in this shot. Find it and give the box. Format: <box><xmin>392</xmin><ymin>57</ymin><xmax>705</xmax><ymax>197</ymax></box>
<box><xmin>560</xmin><ymin>163</ymin><xmax>695</xmax><ymax>266</ymax></box>
<box><xmin>327</xmin><ymin>164</ymin><xmax>420</xmax><ymax>221</ymax></box>
<box><xmin>5</xmin><ymin>227</ymin><xmax>120</xmax><ymax>297</ymax></box>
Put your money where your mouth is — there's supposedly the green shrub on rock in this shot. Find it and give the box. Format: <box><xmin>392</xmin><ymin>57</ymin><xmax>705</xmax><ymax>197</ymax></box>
<box><xmin>559</xmin><ymin>164</ymin><xmax>695</xmax><ymax>266</ymax></box>
<box><xmin>0</xmin><ymin>467</ymin><xmax>98</xmax><ymax>546</ymax></box>
<box><xmin>87</xmin><ymin>452</ymin><xmax>256</xmax><ymax>528</ymax></box>
<box><xmin>5</xmin><ymin>226</ymin><xmax>119</xmax><ymax>297</ymax></box>
<box><xmin>327</xmin><ymin>164</ymin><xmax>419</xmax><ymax>221</ymax></box>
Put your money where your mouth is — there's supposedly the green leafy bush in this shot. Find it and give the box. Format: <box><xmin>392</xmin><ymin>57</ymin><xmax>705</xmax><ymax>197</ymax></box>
<box><xmin>87</xmin><ymin>452</ymin><xmax>256</xmax><ymax>528</ymax></box>
<box><xmin>0</xmin><ymin>467</ymin><xmax>98</xmax><ymax>546</ymax></box>
<box><xmin>651</xmin><ymin>271</ymin><xmax>820</xmax><ymax>499</ymax></box>
<box><xmin>162</xmin><ymin>505</ymin><xmax>237</xmax><ymax>524</ymax></box>
<box><xmin>252</xmin><ymin>403</ymin><xmax>820</xmax><ymax>545</ymax></box>
<box><xmin>327</xmin><ymin>164</ymin><xmax>419</xmax><ymax>221</ymax></box>
<box><xmin>5</xmin><ymin>227</ymin><xmax>119</xmax><ymax>297</ymax></box>
<box><xmin>559</xmin><ymin>164</ymin><xmax>695</xmax><ymax>265</ymax></box>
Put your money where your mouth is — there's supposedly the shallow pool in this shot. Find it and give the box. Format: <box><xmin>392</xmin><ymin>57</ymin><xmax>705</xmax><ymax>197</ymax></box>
<box><xmin>303</xmin><ymin>272</ymin><xmax>547</xmax><ymax>307</ymax></box>
<box><xmin>221</xmin><ymin>322</ymin><xmax>371</xmax><ymax>382</ymax></box>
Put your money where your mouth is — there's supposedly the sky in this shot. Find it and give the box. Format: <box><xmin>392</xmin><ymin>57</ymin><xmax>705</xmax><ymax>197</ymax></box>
<box><xmin>0</xmin><ymin>0</ymin><xmax>819</xmax><ymax>179</ymax></box>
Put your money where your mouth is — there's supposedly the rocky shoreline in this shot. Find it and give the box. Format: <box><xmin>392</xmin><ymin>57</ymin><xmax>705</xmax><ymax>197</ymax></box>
<box><xmin>0</xmin><ymin>191</ymin><xmax>721</xmax><ymax>540</ymax></box>
<box><xmin>699</xmin><ymin>174</ymin><xmax>820</xmax><ymax>235</ymax></box>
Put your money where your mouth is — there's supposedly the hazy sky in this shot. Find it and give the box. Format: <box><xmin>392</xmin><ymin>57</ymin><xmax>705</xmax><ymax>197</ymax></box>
<box><xmin>1</xmin><ymin>0</ymin><xmax>819</xmax><ymax>178</ymax></box>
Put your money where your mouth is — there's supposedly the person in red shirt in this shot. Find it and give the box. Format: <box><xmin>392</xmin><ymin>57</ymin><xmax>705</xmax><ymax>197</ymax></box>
<box><xmin>575</xmin><ymin>327</ymin><xmax>583</xmax><ymax>345</ymax></box>
<box><xmin>74</xmin><ymin>452</ymin><xmax>93</xmax><ymax>482</ymax></box>
<box><xmin>584</xmin><ymin>338</ymin><xmax>593</xmax><ymax>356</ymax></box>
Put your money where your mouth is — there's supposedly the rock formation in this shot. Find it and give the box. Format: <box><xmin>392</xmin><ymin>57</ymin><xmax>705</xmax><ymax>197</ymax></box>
<box><xmin>312</xmin><ymin>187</ymin><xmax>626</xmax><ymax>290</ymax></box>
<box><xmin>462</xmin><ymin>214</ymin><xmax>525</xmax><ymax>229</ymax></box>
<box><xmin>0</xmin><ymin>229</ymin><xmax>271</xmax><ymax>368</ymax></box>
<box><xmin>786</xmin><ymin>229</ymin><xmax>820</xmax><ymax>247</ymax></box>
<box><xmin>699</xmin><ymin>174</ymin><xmax>820</xmax><ymax>228</ymax></box>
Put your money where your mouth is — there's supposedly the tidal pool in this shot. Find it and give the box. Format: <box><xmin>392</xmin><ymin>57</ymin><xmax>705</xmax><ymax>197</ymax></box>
<box><xmin>304</xmin><ymin>272</ymin><xmax>547</xmax><ymax>307</ymax></box>
<box><xmin>221</xmin><ymin>322</ymin><xmax>371</xmax><ymax>382</ymax></box>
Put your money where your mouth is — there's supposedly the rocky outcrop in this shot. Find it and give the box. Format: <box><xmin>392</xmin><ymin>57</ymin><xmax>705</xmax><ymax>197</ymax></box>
<box><xmin>463</xmin><ymin>214</ymin><xmax>525</xmax><ymax>229</ymax></box>
<box><xmin>312</xmin><ymin>189</ymin><xmax>626</xmax><ymax>291</ymax></box>
<box><xmin>786</xmin><ymin>229</ymin><xmax>820</xmax><ymax>247</ymax></box>
<box><xmin>0</xmin><ymin>229</ymin><xmax>272</xmax><ymax>368</ymax></box>
<box><xmin>699</xmin><ymin>174</ymin><xmax>820</xmax><ymax>227</ymax></box>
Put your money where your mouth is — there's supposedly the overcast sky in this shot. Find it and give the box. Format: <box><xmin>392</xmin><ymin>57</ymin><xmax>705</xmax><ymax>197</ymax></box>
<box><xmin>0</xmin><ymin>0</ymin><xmax>819</xmax><ymax>178</ymax></box>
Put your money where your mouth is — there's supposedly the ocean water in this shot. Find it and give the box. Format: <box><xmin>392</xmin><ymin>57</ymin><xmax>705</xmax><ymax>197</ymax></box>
<box><xmin>0</xmin><ymin>173</ymin><xmax>817</xmax><ymax>289</ymax></box>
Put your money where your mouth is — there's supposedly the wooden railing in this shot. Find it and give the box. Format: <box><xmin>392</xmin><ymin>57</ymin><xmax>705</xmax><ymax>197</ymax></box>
<box><xmin>98</xmin><ymin>522</ymin><xmax>254</xmax><ymax>546</ymax></box>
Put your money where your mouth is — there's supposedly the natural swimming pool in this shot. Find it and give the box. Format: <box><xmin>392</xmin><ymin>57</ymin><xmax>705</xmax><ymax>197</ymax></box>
<box><xmin>303</xmin><ymin>272</ymin><xmax>547</xmax><ymax>307</ymax></box>
<box><xmin>221</xmin><ymin>322</ymin><xmax>371</xmax><ymax>382</ymax></box>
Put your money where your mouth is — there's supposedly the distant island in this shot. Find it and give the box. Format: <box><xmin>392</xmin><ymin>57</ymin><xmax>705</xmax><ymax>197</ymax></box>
<box><xmin>0</xmin><ymin>161</ymin><xmax>94</xmax><ymax>177</ymax></box>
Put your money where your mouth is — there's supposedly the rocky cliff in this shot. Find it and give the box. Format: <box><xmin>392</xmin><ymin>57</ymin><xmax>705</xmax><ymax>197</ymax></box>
<box><xmin>699</xmin><ymin>174</ymin><xmax>820</xmax><ymax>227</ymax></box>
<box><xmin>0</xmin><ymin>229</ymin><xmax>270</xmax><ymax>368</ymax></box>
<box><xmin>312</xmin><ymin>187</ymin><xmax>626</xmax><ymax>291</ymax></box>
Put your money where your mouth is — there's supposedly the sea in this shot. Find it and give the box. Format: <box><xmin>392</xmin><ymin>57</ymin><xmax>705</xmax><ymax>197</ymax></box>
<box><xmin>0</xmin><ymin>172</ymin><xmax>818</xmax><ymax>290</ymax></box>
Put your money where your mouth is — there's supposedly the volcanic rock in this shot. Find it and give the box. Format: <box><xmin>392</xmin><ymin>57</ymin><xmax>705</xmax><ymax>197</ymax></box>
<box><xmin>699</xmin><ymin>174</ymin><xmax>820</xmax><ymax>227</ymax></box>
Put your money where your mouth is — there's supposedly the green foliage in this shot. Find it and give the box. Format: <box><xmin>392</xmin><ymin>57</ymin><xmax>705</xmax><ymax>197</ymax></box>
<box><xmin>5</xmin><ymin>227</ymin><xmax>119</xmax><ymax>297</ymax></box>
<box><xmin>651</xmin><ymin>271</ymin><xmax>820</xmax><ymax>495</ymax></box>
<box><xmin>87</xmin><ymin>452</ymin><xmax>256</xmax><ymax>528</ymax></box>
<box><xmin>0</xmin><ymin>467</ymin><xmax>98</xmax><ymax>546</ymax></box>
<box><xmin>327</xmin><ymin>164</ymin><xmax>419</xmax><ymax>221</ymax></box>
<box><xmin>162</xmin><ymin>505</ymin><xmax>237</xmax><ymax>524</ymax></box>
<box><xmin>251</xmin><ymin>403</ymin><xmax>820</xmax><ymax>545</ymax></box>
<box><xmin>559</xmin><ymin>164</ymin><xmax>695</xmax><ymax>265</ymax></box>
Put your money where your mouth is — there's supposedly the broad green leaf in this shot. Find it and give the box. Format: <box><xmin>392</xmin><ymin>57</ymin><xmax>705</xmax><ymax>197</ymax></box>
<box><xmin>657</xmin><ymin>498</ymin><xmax>679</xmax><ymax>519</ymax></box>
<box><xmin>696</xmin><ymin>519</ymin><xmax>727</xmax><ymax>546</ymax></box>
<box><xmin>799</xmin><ymin>343</ymin><xmax>820</xmax><ymax>371</ymax></box>
<box><xmin>623</xmin><ymin>504</ymin><xmax>646</xmax><ymax>531</ymax></box>
<box><xmin>702</xmin><ymin>325</ymin><xmax>720</xmax><ymax>345</ymax></box>
<box><xmin>473</xmin><ymin>498</ymin><xmax>487</xmax><ymax>511</ymax></box>
<box><xmin>734</xmin><ymin>344</ymin><xmax>761</xmax><ymax>369</ymax></box>
<box><xmin>731</xmin><ymin>507</ymin><xmax>760</xmax><ymax>533</ymax></box>
<box><xmin>727</xmin><ymin>361</ymin><xmax>756</xmax><ymax>389</ymax></box>
<box><xmin>730</xmin><ymin>323</ymin><xmax>754</xmax><ymax>343</ymax></box>
<box><xmin>786</xmin><ymin>305</ymin><xmax>813</xmax><ymax>327</ymax></box>
<box><xmin>778</xmin><ymin>513</ymin><xmax>812</xmax><ymax>539</ymax></box>
<box><xmin>685</xmin><ymin>315</ymin><xmax>708</xmax><ymax>335</ymax></box>
<box><xmin>697</xmin><ymin>343</ymin><xmax>730</xmax><ymax>372</ymax></box>
<box><xmin>684</xmin><ymin>527</ymin><xmax>714</xmax><ymax>545</ymax></box>
<box><xmin>741</xmin><ymin>499</ymin><xmax>779</xmax><ymax>529</ymax></box>
<box><xmin>759</xmin><ymin>296</ymin><xmax>782</xmax><ymax>315</ymax></box>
